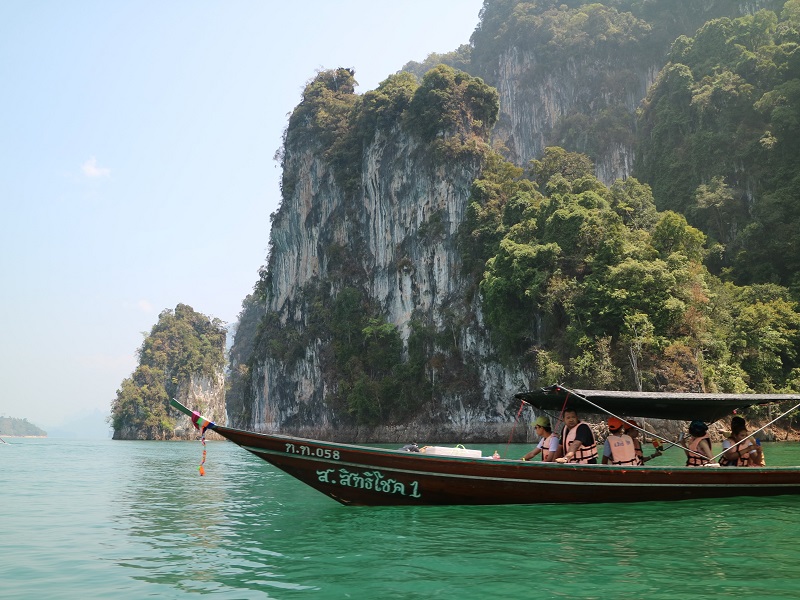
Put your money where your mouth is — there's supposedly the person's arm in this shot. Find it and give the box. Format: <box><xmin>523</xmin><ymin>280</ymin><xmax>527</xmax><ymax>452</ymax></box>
<box><xmin>699</xmin><ymin>438</ymin><xmax>713</xmax><ymax>459</ymax></box>
<box><xmin>750</xmin><ymin>441</ymin><xmax>764</xmax><ymax>466</ymax></box>
<box><xmin>681</xmin><ymin>433</ymin><xmax>692</xmax><ymax>457</ymax></box>
<box><xmin>641</xmin><ymin>444</ymin><xmax>662</xmax><ymax>463</ymax></box>
<box><xmin>564</xmin><ymin>439</ymin><xmax>583</xmax><ymax>461</ymax></box>
<box><xmin>601</xmin><ymin>439</ymin><xmax>611</xmax><ymax>465</ymax></box>
<box><xmin>576</xmin><ymin>424</ymin><xmax>595</xmax><ymax>446</ymax></box>
<box><xmin>736</xmin><ymin>439</ymin><xmax>760</xmax><ymax>465</ymax></box>
<box><xmin>521</xmin><ymin>447</ymin><xmax>542</xmax><ymax>461</ymax></box>
<box><xmin>721</xmin><ymin>439</ymin><xmax>743</xmax><ymax>461</ymax></box>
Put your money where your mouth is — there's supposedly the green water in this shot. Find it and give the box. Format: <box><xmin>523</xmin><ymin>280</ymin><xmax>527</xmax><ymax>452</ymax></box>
<box><xmin>3</xmin><ymin>438</ymin><xmax>800</xmax><ymax>599</ymax></box>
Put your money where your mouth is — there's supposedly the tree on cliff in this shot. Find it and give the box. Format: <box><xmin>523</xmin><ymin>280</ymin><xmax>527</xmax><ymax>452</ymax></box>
<box><xmin>464</xmin><ymin>146</ymin><xmax>800</xmax><ymax>394</ymax></box>
<box><xmin>635</xmin><ymin>4</ymin><xmax>800</xmax><ymax>288</ymax></box>
<box><xmin>110</xmin><ymin>304</ymin><xmax>226</xmax><ymax>439</ymax></box>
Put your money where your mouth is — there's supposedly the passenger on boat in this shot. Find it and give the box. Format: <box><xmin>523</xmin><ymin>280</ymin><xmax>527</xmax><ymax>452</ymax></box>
<box><xmin>683</xmin><ymin>420</ymin><xmax>712</xmax><ymax>466</ymax></box>
<box><xmin>521</xmin><ymin>416</ymin><xmax>562</xmax><ymax>462</ymax></box>
<box><xmin>720</xmin><ymin>416</ymin><xmax>763</xmax><ymax>467</ymax></box>
<box><xmin>624</xmin><ymin>419</ymin><xmax>662</xmax><ymax>464</ymax></box>
<box><xmin>555</xmin><ymin>408</ymin><xmax>598</xmax><ymax>464</ymax></box>
<box><xmin>601</xmin><ymin>417</ymin><xmax>639</xmax><ymax>466</ymax></box>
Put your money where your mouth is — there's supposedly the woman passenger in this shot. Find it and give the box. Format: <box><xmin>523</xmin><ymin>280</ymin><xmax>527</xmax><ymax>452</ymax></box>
<box><xmin>683</xmin><ymin>420</ymin><xmax>712</xmax><ymax>466</ymax></box>
<box><xmin>720</xmin><ymin>416</ymin><xmax>762</xmax><ymax>467</ymax></box>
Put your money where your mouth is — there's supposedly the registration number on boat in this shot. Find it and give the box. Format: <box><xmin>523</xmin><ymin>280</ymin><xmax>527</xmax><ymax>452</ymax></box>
<box><xmin>285</xmin><ymin>442</ymin><xmax>340</xmax><ymax>460</ymax></box>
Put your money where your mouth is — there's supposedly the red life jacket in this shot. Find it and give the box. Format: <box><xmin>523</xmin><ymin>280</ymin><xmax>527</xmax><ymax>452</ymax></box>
<box><xmin>686</xmin><ymin>434</ymin><xmax>711</xmax><ymax>466</ymax></box>
<box><xmin>607</xmin><ymin>434</ymin><xmax>638</xmax><ymax>466</ymax></box>
<box><xmin>561</xmin><ymin>421</ymin><xmax>598</xmax><ymax>464</ymax></box>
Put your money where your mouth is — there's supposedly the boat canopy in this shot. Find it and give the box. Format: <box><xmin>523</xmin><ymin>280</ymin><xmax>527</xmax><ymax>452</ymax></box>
<box><xmin>515</xmin><ymin>385</ymin><xmax>800</xmax><ymax>422</ymax></box>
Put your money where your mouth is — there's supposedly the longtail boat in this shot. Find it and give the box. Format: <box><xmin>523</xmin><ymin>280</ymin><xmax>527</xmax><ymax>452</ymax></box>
<box><xmin>170</xmin><ymin>386</ymin><xmax>800</xmax><ymax>506</ymax></box>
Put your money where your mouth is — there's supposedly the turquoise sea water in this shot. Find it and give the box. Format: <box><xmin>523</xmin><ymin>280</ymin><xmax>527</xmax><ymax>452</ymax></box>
<box><xmin>3</xmin><ymin>437</ymin><xmax>800</xmax><ymax>599</ymax></box>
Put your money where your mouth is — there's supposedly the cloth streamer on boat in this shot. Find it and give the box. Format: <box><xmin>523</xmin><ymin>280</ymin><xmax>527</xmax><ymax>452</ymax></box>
<box><xmin>191</xmin><ymin>411</ymin><xmax>213</xmax><ymax>430</ymax></box>
<box><xmin>191</xmin><ymin>410</ymin><xmax>213</xmax><ymax>476</ymax></box>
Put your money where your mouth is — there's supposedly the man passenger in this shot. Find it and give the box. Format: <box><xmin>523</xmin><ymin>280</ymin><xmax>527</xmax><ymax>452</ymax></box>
<box><xmin>521</xmin><ymin>416</ymin><xmax>561</xmax><ymax>462</ymax></box>
<box><xmin>556</xmin><ymin>408</ymin><xmax>598</xmax><ymax>464</ymax></box>
<box><xmin>602</xmin><ymin>417</ymin><xmax>639</xmax><ymax>466</ymax></box>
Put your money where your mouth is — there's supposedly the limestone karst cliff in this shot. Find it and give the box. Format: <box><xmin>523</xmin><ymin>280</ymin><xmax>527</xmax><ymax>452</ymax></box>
<box><xmin>231</xmin><ymin>0</ymin><xmax>800</xmax><ymax>442</ymax></box>
<box><xmin>111</xmin><ymin>304</ymin><xmax>227</xmax><ymax>440</ymax></box>
<box><xmin>424</xmin><ymin>0</ymin><xmax>786</xmax><ymax>183</ymax></box>
<box><xmin>230</xmin><ymin>67</ymin><xmax>535</xmax><ymax>442</ymax></box>
<box><xmin>114</xmin><ymin>372</ymin><xmax>226</xmax><ymax>441</ymax></box>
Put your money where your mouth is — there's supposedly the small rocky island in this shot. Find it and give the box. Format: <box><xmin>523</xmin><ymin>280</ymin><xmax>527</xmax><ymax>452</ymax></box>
<box><xmin>109</xmin><ymin>303</ymin><xmax>227</xmax><ymax>440</ymax></box>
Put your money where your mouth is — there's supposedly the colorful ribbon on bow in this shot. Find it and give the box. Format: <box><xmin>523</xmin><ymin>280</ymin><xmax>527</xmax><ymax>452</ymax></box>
<box><xmin>191</xmin><ymin>410</ymin><xmax>211</xmax><ymax>476</ymax></box>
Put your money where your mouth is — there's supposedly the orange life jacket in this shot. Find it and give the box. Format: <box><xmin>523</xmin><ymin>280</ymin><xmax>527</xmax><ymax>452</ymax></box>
<box><xmin>561</xmin><ymin>421</ymin><xmax>598</xmax><ymax>464</ymax></box>
<box><xmin>607</xmin><ymin>434</ymin><xmax>639</xmax><ymax>466</ymax></box>
<box><xmin>686</xmin><ymin>434</ymin><xmax>711</xmax><ymax>466</ymax></box>
<box><xmin>719</xmin><ymin>438</ymin><xmax>753</xmax><ymax>467</ymax></box>
<box><xmin>540</xmin><ymin>433</ymin><xmax>558</xmax><ymax>461</ymax></box>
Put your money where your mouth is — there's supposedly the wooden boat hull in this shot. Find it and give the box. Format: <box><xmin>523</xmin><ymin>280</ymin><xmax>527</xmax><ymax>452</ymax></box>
<box><xmin>212</xmin><ymin>424</ymin><xmax>800</xmax><ymax>506</ymax></box>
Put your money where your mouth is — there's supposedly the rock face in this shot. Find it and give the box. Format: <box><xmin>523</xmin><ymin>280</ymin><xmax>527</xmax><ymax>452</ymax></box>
<box><xmin>467</xmin><ymin>0</ymin><xmax>784</xmax><ymax>184</ymax></box>
<box><xmin>172</xmin><ymin>373</ymin><xmax>226</xmax><ymax>441</ymax></box>
<box><xmin>242</xmin><ymin>113</ymin><xmax>535</xmax><ymax>442</ymax></box>
<box><xmin>114</xmin><ymin>373</ymin><xmax>226</xmax><ymax>441</ymax></box>
<box><xmin>235</xmin><ymin>0</ymin><xmax>787</xmax><ymax>442</ymax></box>
<box><xmin>483</xmin><ymin>47</ymin><xmax>655</xmax><ymax>184</ymax></box>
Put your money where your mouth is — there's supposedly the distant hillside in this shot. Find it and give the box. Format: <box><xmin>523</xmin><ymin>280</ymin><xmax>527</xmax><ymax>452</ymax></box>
<box><xmin>0</xmin><ymin>417</ymin><xmax>46</xmax><ymax>437</ymax></box>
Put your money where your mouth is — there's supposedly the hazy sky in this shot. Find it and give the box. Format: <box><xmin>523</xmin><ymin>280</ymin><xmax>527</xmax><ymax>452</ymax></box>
<box><xmin>0</xmin><ymin>0</ymin><xmax>485</xmax><ymax>431</ymax></box>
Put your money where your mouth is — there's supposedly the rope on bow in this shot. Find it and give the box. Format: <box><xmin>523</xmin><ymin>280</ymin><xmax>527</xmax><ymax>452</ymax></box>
<box><xmin>191</xmin><ymin>410</ymin><xmax>212</xmax><ymax>476</ymax></box>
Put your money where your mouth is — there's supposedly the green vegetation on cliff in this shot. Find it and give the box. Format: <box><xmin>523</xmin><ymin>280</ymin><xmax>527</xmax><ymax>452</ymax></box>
<box><xmin>462</xmin><ymin>146</ymin><xmax>800</xmax><ymax>394</ymax></box>
<box><xmin>110</xmin><ymin>304</ymin><xmax>226</xmax><ymax>437</ymax></box>
<box><xmin>464</xmin><ymin>0</ymin><xmax>786</xmax><ymax>161</ymax></box>
<box><xmin>256</xmin><ymin>283</ymin><xmax>433</xmax><ymax>425</ymax></box>
<box><xmin>279</xmin><ymin>65</ymin><xmax>498</xmax><ymax>201</ymax></box>
<box><xmin>636</xmin><ymin>2</ymin><xmax>800</xmax><ymax>289</ymax></box>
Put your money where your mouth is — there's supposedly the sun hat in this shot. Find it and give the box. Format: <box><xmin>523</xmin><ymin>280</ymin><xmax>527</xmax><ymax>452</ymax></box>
<box><xmin>607</xmin><ymin>417</ymin><xmax>624</xmax><ymax>432</ymax></box>
<box><xmin>533</xmin><ymin>416</ymin><xmax>550</xmax><ymax>428</ymax></box>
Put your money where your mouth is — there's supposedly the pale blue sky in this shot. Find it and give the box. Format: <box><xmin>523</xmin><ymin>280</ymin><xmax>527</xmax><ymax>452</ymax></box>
<box><xmin>0</xmin><ymin>0</ymin><xmax>485</xmax><ymax>432</ymax></box>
